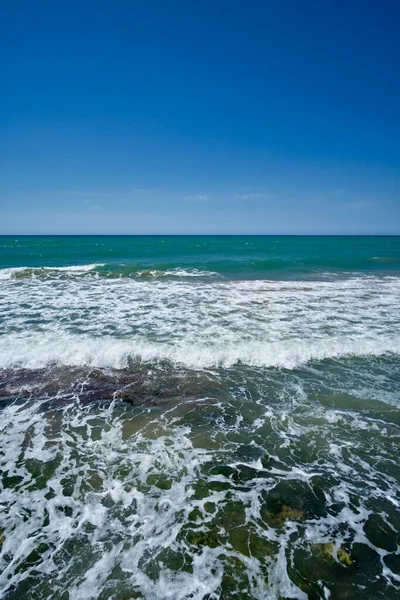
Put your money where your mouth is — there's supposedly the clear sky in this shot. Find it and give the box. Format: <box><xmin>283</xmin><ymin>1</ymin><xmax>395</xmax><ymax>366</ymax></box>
<box><xmin>1</xmin><ymin>0</ymin><xmax>399</xmax><ymax>234</ymax></box>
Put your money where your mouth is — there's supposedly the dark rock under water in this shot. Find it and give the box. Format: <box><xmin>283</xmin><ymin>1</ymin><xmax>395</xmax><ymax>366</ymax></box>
<box><xmin>0</xmin><ymin>363</ymin><xmax>230</xmax><ymax>408</ymax></box>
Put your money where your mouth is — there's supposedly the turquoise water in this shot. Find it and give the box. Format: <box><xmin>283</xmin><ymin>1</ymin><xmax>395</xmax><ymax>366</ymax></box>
<box><xmin>0</xmin><ymin>236</ymin><xmax>399</xmax><ymax>599</ymax></box>
<box><xmin>1</xmin><ymin>235</ymin><xmax>400</xmax><ymax>280</ymax></box>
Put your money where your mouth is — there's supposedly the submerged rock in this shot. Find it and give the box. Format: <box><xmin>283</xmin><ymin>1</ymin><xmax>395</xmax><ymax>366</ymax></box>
<box><xmin>313</xmin><ymin>542</ymin><xmax>354</xmax><ymax>567</ymax></box>
<box><xmin>261</xmin><ymin>492</ymin><xmax>305</xmax><ymax>527</ymax></box>
<box><xmin>273</xmin><ymin>504</ymin><xmax>304</xmax><ymax>524</ymax></box>
<box><xmin>0</xmin><ymin>363</ymin><xmax>229</xmax><ymax>409</ymax></box>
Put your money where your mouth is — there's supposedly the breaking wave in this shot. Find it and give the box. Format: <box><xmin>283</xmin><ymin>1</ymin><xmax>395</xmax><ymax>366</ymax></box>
<box><xmin>0</xmin><ymin>332</ymin><xmax>399</xmax><ymax>371</ymax></box>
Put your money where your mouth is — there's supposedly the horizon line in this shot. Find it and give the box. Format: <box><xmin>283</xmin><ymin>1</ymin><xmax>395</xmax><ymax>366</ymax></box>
<box><xmin>0</xmin><ymin>233</ymin><xmax>399</xmax><ymax>237</ymax></box>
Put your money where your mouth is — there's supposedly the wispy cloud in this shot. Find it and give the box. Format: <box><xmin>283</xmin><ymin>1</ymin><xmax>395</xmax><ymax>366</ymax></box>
<box><xmin>341</xmin><ymin>200</ymin><xmax>378</xmax><ymax>208</ymax></box>
<box><xmin>83</xmin><ymin>199</ymin><xmax>102</xmax><ymax>209</ymax></box>
<box><xmin>61</xmin><ymin>190</ymin><xmax>114</xmax><ymax>198</ymax></box>
<box><xmin>184</xmin><ymin>193</ymin><xmax>209</xmax><ymax>200</ymax></box>
<box><xmin>236</xmin><ymin>192</ymin><xmax>272</xmax><ymax>199</ymax></box>
<box><xmin>59</xmin><ymin>188</ymin><xmax>150</xmax><ymax>198</ymax></box>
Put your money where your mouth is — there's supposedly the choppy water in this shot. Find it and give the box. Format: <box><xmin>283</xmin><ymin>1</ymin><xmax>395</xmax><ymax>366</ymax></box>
<box><xmin>0</xmin><ymin>236</ymin><xmax>399</xmax><ymax>599</ymax></box>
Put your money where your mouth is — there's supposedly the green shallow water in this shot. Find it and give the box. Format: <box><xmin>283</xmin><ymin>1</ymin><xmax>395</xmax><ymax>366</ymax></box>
<box><xmin>1</xmin><ymin>360</ymin><xmax>399</xmax><ymax>600</ymax></box>
<box><xmin>0</xmin><ymin>236</ymin><xmax>399</xmax><ymax>599</ymax></box>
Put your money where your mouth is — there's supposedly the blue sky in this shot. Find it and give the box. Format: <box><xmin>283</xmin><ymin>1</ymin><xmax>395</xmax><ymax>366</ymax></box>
<box><xmin>1</xmin><ymin>0</ymin><xmax>399</xmax><ymax>234</ymax></box>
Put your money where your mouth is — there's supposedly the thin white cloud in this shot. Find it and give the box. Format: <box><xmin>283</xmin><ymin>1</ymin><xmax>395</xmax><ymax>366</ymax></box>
<box><xmin>341</xmin><ymin>200</ymin><xmax>378</xmax><ymax>208</ymax></box>
<box><xmin>128</xmin><ymin>188</ymin><xmax>150</xmax><ymax>194</ymax></box>
<box><xmin>61</xmin><ymin>190</ymin><xmax>114</xmax><ymax>198</ymax></box>
<box><xmin>184</xmin><ymin>193</ymin><xmax>209</xmax><ymax>200</ymax></box>
<box><xmin>60</xmin><ymin>188</ymin><xmax>150</xmax><ymax>198</ymax></box>
<box><xmin>236</xmin><ymin>193</ymin><xmax>272</xmax><ymax>199</ymax></box>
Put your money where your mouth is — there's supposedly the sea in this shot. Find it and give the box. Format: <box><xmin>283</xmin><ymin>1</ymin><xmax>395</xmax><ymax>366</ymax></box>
<box><xmin>0</xmin><ymin>235</ymin><xmax>399</xmax><ymax>600</ymax></box>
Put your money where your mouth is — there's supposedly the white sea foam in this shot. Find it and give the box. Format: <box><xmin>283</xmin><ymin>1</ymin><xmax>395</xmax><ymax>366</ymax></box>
<box><xmin>1</xmin><ymin>387</ymin><xmax>399</xmax><ymax>598</ymax></box>
<box><xmin>1</xmin><ymin>266</ymin><xmax>400</xmax><ymax>598</ymax></box>
<box><xmin>0</xmin><ymin>275</ymin><xmax>399</xmax><ymax>370</ymax></box>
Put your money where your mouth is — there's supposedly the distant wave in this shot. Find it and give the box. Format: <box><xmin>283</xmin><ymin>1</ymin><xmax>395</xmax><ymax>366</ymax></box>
<box><xmin>134</xmin><ymin>267</ymin><xmax>221</xmax><ymax>278</ymax></box>
<box><xmin>0</xmin><ymin>264</ymin><xmax>104</xmax><ymax>280</ymax></box>
<box><xmin>0</xmin><ymin>265</ymin><xmax>220</xmax><ymax>280</ymax></box>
